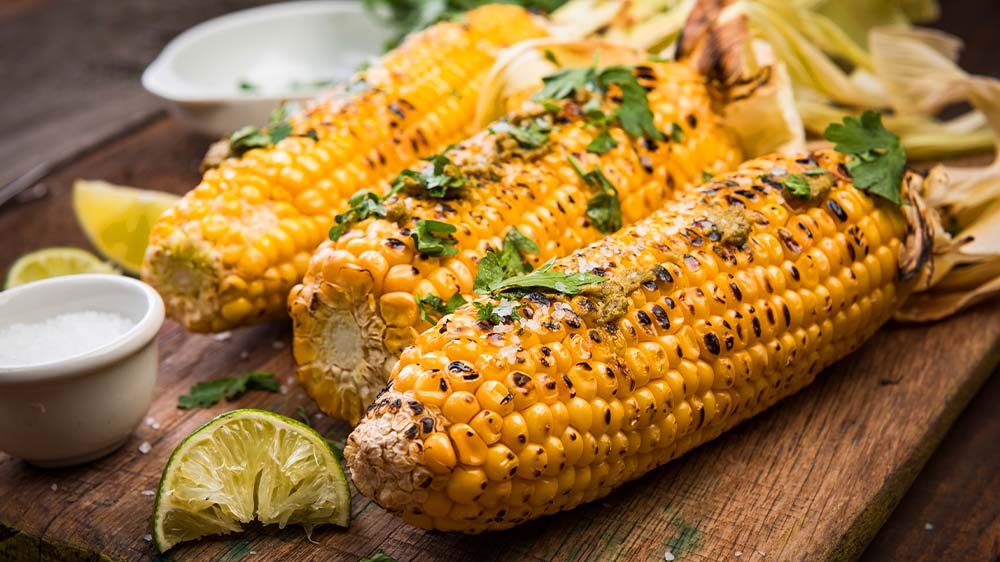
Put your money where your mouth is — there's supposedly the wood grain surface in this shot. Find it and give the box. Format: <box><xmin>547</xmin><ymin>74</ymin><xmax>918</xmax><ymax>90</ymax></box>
<box><xmin>0</xmin><ymin>114</ymin><xmax>998</xmax><ymax>562</ymax></box>
<box><xmin>1</xmin><ymin>0</ymin><xmax>1000</xmax><ymax>560</ymax></box>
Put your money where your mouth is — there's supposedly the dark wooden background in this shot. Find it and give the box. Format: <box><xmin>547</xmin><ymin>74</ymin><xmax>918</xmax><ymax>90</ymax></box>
<box><xmin>0</xmin><ymin>1</ymin><xmax>997</xmax><ymax>560</ymax></box>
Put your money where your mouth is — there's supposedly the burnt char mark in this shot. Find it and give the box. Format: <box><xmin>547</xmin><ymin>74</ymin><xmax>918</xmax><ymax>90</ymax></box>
<box><xmin>512</xmin><ymin>372</ymin><xmax>531</xmax><ymax>387</ymax></box>
<box><xmin>703</xmin><ymin>333</ymin><xmax>721</xmax><ymax>355</ymax></box>
<box><xmin>761</xmin><ymin>175</ymin><xmax>784</xmax><ymax>190</ymax></box>
<box><xmin>752</xmin><ymin>316</ymin><xmax>761</xmax><ymax>337</ymax></box>
<box><xmin>730</xmin><ymin>282</ymin><xmax>743</xmax><ymax>301</ymax></box>
<box><xmin>790</xmin><ymin>265</ymin><xmax>800</xmax><ymax>281</ymax></box>
<box><xmin>777</xmin><ymin>229</ymin><xmax>801</xmax><ymax>253</ymax></box>
<box><xmin>448</xmin><ymin>361</ymin><xmax>474</xmax><ymax>373</ymax></box>
<box><xmin>686</xmin><ymin>113</ymin><xmax>698</xmax><ymax>128</ymax></box>
<box><xmin>385</xmin><ymin>238</ymin><xmax>407</xmax><ymax>250</ymax></box>
<box><xmin>408</xmin><ymin>400</ymin><xmax>424</xmax><ymax>415</ymax></box>
<box><xmin>420</xmin><ymin>417</ymin><xmax>435</xmax><ymax>433</ymax></box>
<box><xmin>653</xmin><ymin>265</ymin><xmax>673</xmax><ymax>283</ymax></box>
<box><xmin>827</xmin><ymin>199</ymin><xmax>848</xmax><ymax>222</ymax></box>
<box><xmin>651</xmin><ymin>305</ymin><xmax>670</xmax><ymax>329</ymax></box>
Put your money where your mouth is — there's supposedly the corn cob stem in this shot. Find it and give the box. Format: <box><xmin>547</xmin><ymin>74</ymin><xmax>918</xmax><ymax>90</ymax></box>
<box><xmin>344</xmin><ymin>149</ymin><xmax>919</xmax><ymax>532</ymax></box>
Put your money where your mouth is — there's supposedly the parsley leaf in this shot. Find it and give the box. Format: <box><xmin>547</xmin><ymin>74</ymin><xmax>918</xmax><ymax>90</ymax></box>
<box><xmin>783</xmin><ymin>174</ymin><xmax>812</xmax><ymax>199</ymax></box>
<box><xmin>411</xmin><ymin>219</ymin><xmax>458</xmax><ymax>256</ymax></box>
<box><xmin>487</xmin><ymin>258</ymin><xmax>606</xmax><ymax>295</ymax></box>
<box><xmin>599</xmin><ymin>66</ymin><xmax>665</xmax><ymax>142</ymax></box>
<box><xmin>177</xmin><ymin>371</ymin><xmax>280</xmax><ymax>410</ymax></box>
<box><xmin>229</xmin><ymin>102</ymin><xmax>315</xmax><ymax>157</ymax></box>
<box><xmin>473</xmin><ymin>227</ymin><xmax>540</xmax><ymax>294</ymax></box>
<box><xmin>473</xmin><ymin>300</ymin><xmax>522</xmax><ymax>324</ymax></box>
<box><xmin>569</xmin><ymin>156</ymin><xmax>622</xmax><ymax>233</ymax></box>
<box><xmin>670</xmin><ymin>122</ymin><xmax>684</xmax><ymax>142</ymax></box>
<box><xmin>702</xmin><ymin>170</ymin><xmax>714</xmax><ymax>182</ymax></box>
<box><xmin>296</xmin><ymin>405</ymin><xmax>312</xmax><ymax>427</ymax></box>
<box><xmin>393</xmin><ymin>153</ymin><xmax>467</xmax><ymax>198</ymax></box>
<box><xmin>533</xmin><ymin>66</ymin><xmax>597</xmax><ymax>102</ymax></box>
<box><xmin>491</xmin><ymin>119</ymin><xmax>552</xmax><ymax>149</ymax></box>
<box><xmin>359</xmin><ymin>550</ymin><xmax>397</xmax><ymax>562</ymax></box>
<box><xmin>587</xmin><ymin>129</ymin><xmax>619</xmax><ymax>154</ymax></box>
<box><xmin>329</xmin><ymin>189</ymin><xmax>388</xmax><ymax>240</ymax></box>
<box><xmin>823</xmin><ymin>110</ymin><xmax>906</xmax><ymax>204</ymax></box>
<box><xmin>417</xmin><ymin>293</ymin><xmax>468</xmax><ymax>324</ymax></box>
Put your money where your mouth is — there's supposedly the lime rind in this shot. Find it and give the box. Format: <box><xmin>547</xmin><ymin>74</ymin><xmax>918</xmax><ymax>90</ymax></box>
<box><xmin>4</xmin><ymin>247</ymin><xmax>119</xmax><ymax>289</ymax></box>
<box><xmin>152</xmin><ymin>409</ymin><xmax>350</xmax><ymax>553</ymax></box>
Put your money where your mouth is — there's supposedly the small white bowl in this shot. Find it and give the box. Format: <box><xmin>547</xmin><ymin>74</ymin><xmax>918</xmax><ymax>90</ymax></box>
<box><xmin>142</xmin><ymin>1</ymin><xmax>391</xmax><ymax>136</ymax></box>
<box><xmin>0</xmin><ymin>275</ymin><xmax>164</xmax><ymax>467</ymax></box>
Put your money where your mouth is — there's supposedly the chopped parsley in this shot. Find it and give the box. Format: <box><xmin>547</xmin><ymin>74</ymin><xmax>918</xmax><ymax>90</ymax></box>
<box><xmin>177</xmin><ymin>371</ymin><xmax>279</xmax><ymax>409</ymax></box>
<box><xmin>237</xmin><ymin>79</ymin><xmax>257</xmax><ymax>92</ymax></box>
<box><xmin>484</xmin><ymin>258</ymin><xmax>606</xmax><ymax>295</ymax></box>
<box><xmin>417</xmin><ymin>293</ymin><xmax>468</xmax><ymax>324</ymax></box>
<box><xmin>702</xmin><ymin>170</ymin><xmax>714</xmax><ymax>182</ymax></box>
<box><xmin>229</xmin><ymin>102</ymin><xmax>316</xmax><ymax>157</ymax></box>
<box><xmin>670</xmin><ymin>122</ymin><xmax>684</xmax><ymax>143</ymax></box>
<box><xmin>473</xmin><ymin>227</ymin><xmax>540</xmax><ymax>294</ymax></box>
<box><xmin>359</xmin><ymin>550</ymin><xmax>397</xmax><ymax>562</ymax></box>
<box><xmin>569</xmin><ymin>156</ymin><xmax>622</xmax><ymax>233</ymax></box>
<box><xmin>824</xmin><ymin>110</ymin><xmax>906</xmax><ymax>204</ymax></box>
<box><xmin>393</xmin><ymin>153</ymin><xmax>467</xmax><ymax>199</ymax></box>
<box><xmin>532</xmin><ymin>64</ymin><xmax>664</xmax><ymax>146</ymax></box>
<box><xmin>329</xmin><ymin>190</ymin><xmax>389</xmax><ymax>240</ymax></box>
<box><xmin>490</xmin><ymin>118</ymin><xmax>552</xmax><ymax>149</ymax></box>
<box><xmin>543</xmin><ymin>49</ymin><xmax>560</xmax><ymax>65</ymax></box>
<box><xmin>587</xmin><ymin>129</ymin><xmax>619</xmax><ymax>154</ymax></box>
<box><xmin>473</xmin><ymin>300</ymin><xmax>523</xmax><ymax>324</ymax></box>
<box><xmin>782</xmin><ymin>174</ymin><xmax>812</xmax><ymax>199</ymax></box>
<box><xmin>411</xmin><ymin>219</ymin><xmax>459</xmax><ymax>256</ymax></box>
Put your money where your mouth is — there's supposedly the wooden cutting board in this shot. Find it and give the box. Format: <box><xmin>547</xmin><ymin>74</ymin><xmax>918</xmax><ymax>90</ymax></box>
<box><xmin>1</xmin><ymin>117</ymin><xmax>998</xmax><ymax>562</ymax></box>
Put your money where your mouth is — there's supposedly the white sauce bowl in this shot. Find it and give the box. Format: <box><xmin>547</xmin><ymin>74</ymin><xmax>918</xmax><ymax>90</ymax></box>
<box><xmin>142</xmin><ymin>1</ymin><xmax>392</xmax><ymax>136</ymax></box>
<box><xmin>0</xmin><ymin>274</ymin><xmax>164</xmax><ymax>467</ymax></box>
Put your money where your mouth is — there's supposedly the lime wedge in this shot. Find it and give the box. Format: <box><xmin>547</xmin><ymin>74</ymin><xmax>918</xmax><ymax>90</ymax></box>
<box><xmin>72</xmin><ymin>179</ymin><xmax>179</xmax><ymax>275</ymax></box>
<box><xmin>5</xmin><ymin>247</ymin><xmax>118</xmax><ymax>289</ymax></box>
<box><xmin>152</xmin><ymin>409</ymin><xmax>350</xmax><ymax>553</ymax></box>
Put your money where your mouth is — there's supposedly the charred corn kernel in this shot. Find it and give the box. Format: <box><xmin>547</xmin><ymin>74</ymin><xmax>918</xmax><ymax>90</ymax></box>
<box><xmin>290</xmin><ymin>60</ymin><xmax>744</xmax><ymax>423</ymax></box>
<box><xmin>345</xmin><ymin>149</ymin><xmax>919</xmax><ymax>532</ymax></box>
<box><xmin>143</xmin><ymin>5</ymin><xmax>548</xmax><ymax>332</ymax></box>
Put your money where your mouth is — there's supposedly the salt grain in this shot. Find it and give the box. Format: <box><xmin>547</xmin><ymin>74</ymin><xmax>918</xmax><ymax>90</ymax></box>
<box><xmin>925</xmin><ymin>522</ymin><xmax>934</xmax><ymax>530</ymax></box>
<box><xmin>213</xmin><ymin>331</ymin><xmax>232</xmax><ymax>342</ymax></box>
<box><xmin>138</xmin><ymin>441</ymin><xmax>151</xmax><ymax>454</ymax></box>
<box><xmin>0</xmin><ymin>311</ymin><xmax>134</xmax><ymax>366</ymax></box>
<box><xmin>664</xmin><ymin>552</ymin><xmax>675</xmax><ymax>561</ymax></box>
<box><xmin>140</xmin><ymin>490</ymin><xmax>155</xmax><ymax>496</ymax></box>
<box><xmin>50</xmin><ymin>484</ymin><xmax>58</xmax><ymax>491</ymax></box>
<box><xmin>758</xmin><ymin>551</ymin><xmax>766</xmax><ymax>557</ymax></box>
<box><xmin>735</xmin><ymin>552</ymin><xmax>742</xmax><ymax>558</ymax></box>
<box><xmin>240</xmin><ymin>350</ymin><xmax>249</xmax><ymax>360</ymax></box>
<box><xmin>272</xmin><ymin>340</ymin><xmax>286</xmax><ymax>349</ymax></box>
<box><xmin>143</xmin><ymin>534</ymin><xmax>152</xmax><ymax>542</ymax></box>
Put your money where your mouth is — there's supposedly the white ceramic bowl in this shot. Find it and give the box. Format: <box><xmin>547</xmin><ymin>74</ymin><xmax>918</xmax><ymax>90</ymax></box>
<box><xmin>0</xmin><ymin>275</ymin><xmax>165</xmax><ymax>467</ymax></box>
<box><xmin>142</xmin><ymin>1</ymin><xmax>391</xmax><ymax>136</ymax></box>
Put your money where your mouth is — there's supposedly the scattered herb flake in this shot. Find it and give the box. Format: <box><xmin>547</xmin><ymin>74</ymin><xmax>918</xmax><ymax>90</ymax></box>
<box><xmin>359</xmin><ymin>549</ymin><xmax>397</xmax><ymax>562</ymax></box>
<box><xmin>473</xmin><ymin>300</ymin><xmax>522</xmax><ymax>324</ymax></box>
<box><xmin>568</xmin><ymin>156</ymin><xmax>621</xmax><ymax>233</ymax></box>
<box><xmin>411</xmin><ymin>219</ymin><xmax>458</xmax><ymax>256</ymax></box>
<box><xmin>296</xmin><ymin>405</ymin><xmax>312</xmax><ymax>427</ymax></box>
<box><xmin>393</xmin><ymin>153</ymin><xmax>467</xmax><ymax>198</ymax></box>
<box><xmin>238</xmin><ymin>79</ymin><xmax>257</xmax><ymax>92</ymax></box>
<box><xmin>177</xmin><ymin>371</ymin><xmax>279</xmax><ymax>410</ymax></box>
<box><xmin>702</xmin><ymin>170</ymin><xmax>714</xmax><ymax>182</ymax></box>
<box><xmin>804</xmin><ymin>168</ymin><xmax>828</xmax><ymax>176</ymax></box>
<box><xmin>824</xmin><ymin>110</ymin><xmax>905</xmax><ymax>204</ymax></box>
<box><xmin>543</xmin><ymin>49</ymin><xmax>560</xmax><ymax>65</ymax></box>
<box><xmin>491</xmin><ymin>119</ymin><xmax>552</xmax><ymax>149</ymax></box>
<box><xmin>417</xmin><ymin>293</ymin><xmax>468</xmax><ymax>324</ymax></box>
<box><xmin>473</xmin><ymin>227</ymin><xmax>540</xmax><ymax>294</ymax></box>
<box><xmin>782</xmin><ymin>174</ymin><xmax>812</xmax><ymax>199</ymax></box>
<box><xmin>329</xmin><ymin>189</ymin><xmax>389</xmax><ymax>240</ymax></box>
<box><xmin>587</xmin><ymin>129</ymin><xmax>619</xmax><ymax>154</ymax></box>
<box><xmin>670</xmin><ymin>122</ymin><xmax>684</xmax><ymax>143</ymax></box>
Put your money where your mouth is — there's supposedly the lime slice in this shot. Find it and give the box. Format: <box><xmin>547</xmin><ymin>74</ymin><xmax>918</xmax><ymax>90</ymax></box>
<box><xmin>72</xmin><ymin>179</ymin><xmax>179</xmax><ymax>275</ymax></box>
<box><xmin>4</xmin><ymin>247</ymin><xmax>119</xmax><ymax>289</ymax></box>
<box><xmin>152</xmin><ymin>409</ymin><xmax>350</xmax><ymax>553</ymax></box>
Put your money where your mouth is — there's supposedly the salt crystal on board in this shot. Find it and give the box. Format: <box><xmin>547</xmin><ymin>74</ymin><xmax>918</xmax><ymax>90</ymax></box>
<box><xmin>138</xmin><ymin>441</ymin><xmax>151</xmax><ymax>454</ymax></box>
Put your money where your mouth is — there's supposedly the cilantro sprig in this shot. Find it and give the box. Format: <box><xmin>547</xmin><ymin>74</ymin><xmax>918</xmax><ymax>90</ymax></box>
<box><xmin>569</xmin><ymin>156</ymin><xmax>622</xmax><ymax>233</ymax></box>
<box><xmin>393</xmin><ymin>153</ymin><xmax>467</xmax><ymax>199</ymax></box>
<box><xmin>782</xmin><ymin>174</ymin><xmax>812</xmax><ymax>199</ymax></box>
<box><xmin>824</xmin><ymin>110</ymin><xmax>906</xmax><ymax>204</ymax></box>
<box><xmin>532</xmin><ymin>64</ymin><xmax>664</xmax><ymax>149</ymax></box>
<box><xmin>178</xmin><ymin>371</ymin><xmax>280</xmax><ymax>410</ymax></box>
<box><xmin>229</xmin><ymin>103</ymin><xmax>317</xmax><ymax>158</ymax></box>
<box><xmin>480</xmin><ymin>258</ymin><xmax>605</xmax><ymax>295</ymax></box>
<box><xmin>473</xmin><ymin>227</ymin><xmax>540</xmax><ymax>293</ymax></box>
<box><xmin>490</xmin><ymin>119</ymin><xmax>552</xmax><ymax>149</ymax></box>
<box><xmin>411</xmin><ymin>219</ymin><xmax>459</xmax><ymax>256</ymax></box>
<box><xmin>473</xmin><ymin>300</ymin><xmax>523</xmax><ymax>324</ymax></box>
<box><xmin>329</xmin><ymin>190</ymin><xmax>389</xmax><ymax>240</ymax></box>
<box><xmin>417</xmin><ymin>293</ymin><xmax>468</xmax><ymax>324</ymax></box>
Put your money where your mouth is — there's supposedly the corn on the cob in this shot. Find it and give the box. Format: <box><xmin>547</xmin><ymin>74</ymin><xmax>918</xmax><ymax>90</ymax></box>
<box><xmin>289</xmin><ymin>60</ymin><xmax>744</xmax><ymax>424</ymax></box>
<box><xmin>343</xmin><ymin>148</ymin><xmax>922</xmax><ymax>532</ymax></box>
<box><xmin>142</xmin><ymin>5</ymin><xmax>549</xmax><ymax>332</ymax></box>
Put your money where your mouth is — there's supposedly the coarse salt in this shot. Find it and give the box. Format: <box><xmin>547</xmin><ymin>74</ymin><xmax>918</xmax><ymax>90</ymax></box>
<box><xmin>138</xmin><ymin>441</ymin><xmax>151</xmax><ymax>454</ymax></box>
<box><xmin>50</xmin><ymin>483</ymin><xmax>58</xmax><ymax>491</ymax></box>
<box><xmin>665</xmin><ymin>552</ymin><xmax>675</xmax><ymax>561</ymax></box>
<box><xmin>213</xmin><ymin>331</ymin><xmax>232</xmax><ymax>342</ymax></box>
<box><xmin>0</xmin><ymin>311</ymin><xmax>133</xmax><ymax>366</ymax></box>
<box><xmin>140</xmin><ymin>490</ymin><xmax>155</xmax><ymax>496</ymax></box>
<box><xmin>143</xmin><ymin>534</ymin><xmax>152</xmax><ymax>542</ymax></box>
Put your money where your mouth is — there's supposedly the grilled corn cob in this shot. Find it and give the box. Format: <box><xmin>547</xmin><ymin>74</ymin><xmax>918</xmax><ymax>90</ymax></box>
<box><xmin>142</xmin><ymin>5</ymin><xmax>549</xmax><ymax>332</ymax></box>
<box><xmin>289</xmin><ymin>60</ymin><xmax>744</xmax><ymax>424</ymax></box>
<box><xmin>343</xmin><ymin>147</ymin><xmax>927</xmax><ymax>532</ymax></box>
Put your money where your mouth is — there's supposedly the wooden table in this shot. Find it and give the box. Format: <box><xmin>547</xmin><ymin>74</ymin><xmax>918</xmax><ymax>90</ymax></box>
<box><xmin>1</xmin><ymin>1</ymin><xmax>998</xmax><ymax>561</ymax></box>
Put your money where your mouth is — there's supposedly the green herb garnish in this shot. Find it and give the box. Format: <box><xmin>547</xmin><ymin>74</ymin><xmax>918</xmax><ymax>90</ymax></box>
<box><xmin>473</xmin><ymin>227</ymin><xmax>540</xmax><ymax>294</ymax></box>
<box><xmin>485</xmin><ymin>258</ymin><xmax>606</xmax><ymax>295</ymax></box>
<box><xmin>569</xmin><ymin>156</ymin><xmax>621</xmax><ymax>233</ymax></box>
<box><xmin>329</xmin><ymin>189</ymin><xmax>389</xmax><ymax>240</ymax></box>
<box><xmin>296</xmin><ymin>405</ymin><xmax>312</xmax><ymax>427</ymax></box>
<box><xmin>490</xmin><ymin>119</ymin><xmax>552</xmax><ymax>149</ymax></box>
<box><xmin>824</xmin><ymin>110</ymin><xmax>906</xmax><ymax>204</ymax></box>
<box><xmin>702</xmin><ymin>170</ymin><xmax>714</xmax><ymax>182</ymax></box>
<box><xmin>229</xmin><ymin>102</ymin><xmax>315</xmax><ymax>157</ymax></box>
<box><xmin>670</xmin><ymin>122</ymin><xmax>684</xmax><ymax>143</ymax></box>
<box><xmin>472</xmin><ymin>300</ymin><xmax>523</xmax><ymax>324</ymax></box>
<box><xmin>411</xmin><ymin>219</ymin><xmax>458</xmax><ymax>256</ymax></box>
<box><xmin>238</xmin><ymin>79</ymin><xmax>257</xmax><ymax>92</ymax></box>
<box><xmin>783</xmin><ymin>174</ymin><xmax>812</xmax><ymax>199</ymax></box>
<box><xmin>587</xmin><ymin>129</ymin><xmax>619</xmax><ymax>154</ymax></box>
<box><xmin>392</xmin><ymin>153</ymin><xmax>467</xmax><ymax>198</ymax></box>
<box><xmin>417</xmin><ymin>293</ymin><xmax>468</xmax><ymax>324</ymax></box>
<box><xmin>177</xmin><ymin>371</ymin><xmax>279</xmax><ymax>410</ymax></box>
